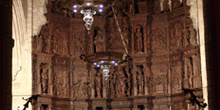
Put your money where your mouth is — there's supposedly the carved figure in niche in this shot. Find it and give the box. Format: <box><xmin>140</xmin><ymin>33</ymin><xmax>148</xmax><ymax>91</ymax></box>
<box><xmin>122</xmin><ymin>27</ymin><xmax>130</xmax><ymax>49</ymax></box>
<box><xmin>153</xmin><ymin>1</ymin><xmax>161</xmax><ymax>14</ymax></box>
<box><xmin>95</xmin><ymin>71</ymin><xmax>102</xmax><ymax>98</ymax></box>
<box><xmin>35</xmin><ymin>35</ymin><xmax>43</xmax><ymax>52</ymax></box>
<box><xmin>37</xmin><ymin>24</ymin><xmax>51</xmax><ymax>53</ymax></box>
<box><xmin>116</xmin><ymin>68</ymin><xmax>126</xmax><ymax>97</ymax></box>
<box><xmin>135</xmin><ymin>26</ymin><xmax>143</xmax><ymax>53</ymax></box>
<box><xmin>188</xmin><ymin>25</ymin><xmax>197</xmax><ymax>46</ymax></box>
<box><xmin>171</xmin><ymin>0</ymin><xmax>181</xmax><ymax>9</ymax></box>
<box><xmin>94</xmin><ymin>29</ymin><xmax>104</xmax><ymax>52</ymax></box>
<box><xmin>109</xmin><ymin>69</ymin><xmax>116</xmax><ymax>98</ymax></box>
<box><xmin>40</xmin><ymin>64</ymin><xmax>48</xmax><ymax>94</ymax></box>
<box><xmin>124</xmin><ymin>67</ymin><xmax>131</xmax><ymax>96</ymax></box>
<box><xmin>186</xmin><ymin>58</ymin><xmax>193</xmax><ymax>88</ymax></box>
<box><xmin>163</xmin><ymin>0</ymin><xmax>170</xmax><ymax>12</ymax></box>
<box><xmin>171</xmin><ymin>23</ymin><xmax>183</xmax><ymax>49</ymax></box>
<box><xmin>61</xmin><ymin>36</ymin><xmax>68</xmax><ymax>54</ymax></box>
<box><xmin>137</xmin><ymin>67</ymin><xmax>144</xmax><ymax>95</ymax></box>
<box><xmin>45</xmin><ymin>36</ymin><xmax>51</xmax><ymax>53</ymax></box>
<box><xmin>129</xmin><ymin>4</ymin><xmax>135</xmax><ymax>15</ymax></box>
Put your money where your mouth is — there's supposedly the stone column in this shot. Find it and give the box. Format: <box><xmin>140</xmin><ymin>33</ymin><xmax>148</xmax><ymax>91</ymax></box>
<box><xmin>91</xmin><ymin>68</ymin><xmax>95</xmax><ymax>98</ymax></box>
<box><xmin>143</xmin><ymin>24</ymin><xmax>147</xmax><ymax>54</ymax></box>
<box><xmin>48</xmin><ymin>64</ymin><xmax>53</xmax><ymax>95</ymax></box>
<box><xmin>35</xmin><ymin>103</ymin><xmax>41</xmax><ymax>110</ymax></box>
<box><xmin>36</xmin><ymin>62</ymin><xmax>41</xmax><ymax>94</ymax></box>
<box><xmin>133</xmin><ymin>65</ymin><xmax>138</xmax><ymax>96</ymax></box>
<box><xmin>143</xmin><ymin>65</ymin><xmax>148</xmax><ymax>95</ymax></box>
<box><xmin>183</xmin><ymin>58</ymin><xmax>189</xmax><ymax>88</ymax></box>
<box><xmin>144</xmin><ymin>104</ymin><xmax>148</xmax><ymax>110</ymax></box>
<box><xmin>131</xmin><ymin>25</ymin><xmax>135</xmax><ymax>54</ymax></box>
<box><xmin>103</xmin><ymin>74</ymin><xmax>107</xmax><ymax>98</ymax></box>
<box><xmin>48</xmin><ymin>104</ymin><xmax>52</xmax><ymax>110</ymax></box>
<box><xmin>133</xmin><ymin>105</ymin><xmax>138</xmax><ymax>110</ymax></box>
<box><xmin>70</xmin><ymin>58</ymin><xmax>74</xmax><ymax>98</ymax></box>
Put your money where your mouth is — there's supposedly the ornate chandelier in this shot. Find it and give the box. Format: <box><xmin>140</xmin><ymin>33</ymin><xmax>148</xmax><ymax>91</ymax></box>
<box><xmin>77</xmin><ymin>1</ymin><xmax>131</xmax><ymax>80</ymax></box>
<box><xmin>80</xmin><ymin>52</ymin><xmax>131</xmax><ymax>80</ymax></box>
<box><xmin>73</xmin><ymin>2</ymin><xmax>104</xmax><ymax>31</ymax></box>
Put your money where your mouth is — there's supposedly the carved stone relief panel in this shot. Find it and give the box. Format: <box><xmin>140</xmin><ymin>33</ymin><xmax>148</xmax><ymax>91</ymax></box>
<box><xmin>149</xmin><ymin>28</ymin><xmax>167</xmax><ymax>55</ymax></box>
<box><xmin>33</xmin><ymin>24</ymin><xmax>52</xmax><ymax>54</ymax></box>
<box><xmin>71</xmin><ymin>27</ymin><xmax>86</xmax><ymax>56</ymax></box>
<box><xmin>52</xmin><ymin>26</ymin><xmax>69</xmax><ymax>55</ymax></box>
<box><xmin>53</xmin><ymin>71</ymin><xmax>69</xmax><ymax>97</ymax></box>
<box><xmin>171</xmin><ymin>62</ymin><xmax>183</xmax><ymax>93</ymax></box>
<box><xmin>170</xmin><ymin>22</ymin><xmax>184</xmax><ymax>50</ymax></box>
<box><xmin>147</xmin><ymin>65</ymin><xmax>168</xmax><ymax>95</ymax></box>
<box><xmin>73</xmin><ymin>63</ymin><xmax>89</xmax><ymax>99</ymax></box>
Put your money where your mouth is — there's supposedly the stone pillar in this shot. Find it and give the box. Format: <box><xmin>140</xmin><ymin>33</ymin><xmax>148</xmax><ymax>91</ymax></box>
<box><xmin>133</xmin><ymin>65</ymin><xmax>138</xmax><ymax>96</ymax></box>
<box><xmin>70</xmin><ymin>58</ymin><xmax>74</xmax><ymax>98</ymax></box>
<box><xmin>36</xmin><ymin>62</ymin><xmax>41</xmax><ymax>94</ymax></box>
<box><xmin>183</xmin><ymin>58</ymin><xmax>189</xmax><ymax>88</ymax></box>
<box><xmin>91</xmin><ymin>68</ymin><xmax>95</xmax><ymax>98</ymax></box>
<box><xmin>131</xmin><ymin>25</ymin><xmax>135</xmax><ymax>54</ymax></box>
<box><xmin>35</xmin><ymin>103</ymin><xmax>41</xmax><ymax>110</ymax></box>
<box><xmin>103</xmin><ymin>74</ymin><xmax>107</xmax><ymax>98</ymax></box>
<box><xmin>143</xmin><ymin>24</ymin><xmax>147</xmax><ymax>54</ymax></box>
<box><xmin>48</xmin><ymin>64</ymin><xmax>53</xmax><ymax>95</ymax></box>
<box><xmin>143</xmin><ymin>65</ymin><xmax>148</xmax><ymax>95</ymax></box>
<box><xmin>192</xmin><ymin>54</ymin><xmax>201</xmax><ymax>88</ymax></box>
<box><xmin>48</xmin><ymin>104</ymin><xmax>52</xmax><ymax>110</ymax></box>
<box><xmin>144</xmin><ymin>104</ymin><xmax>148</xmax><ymax>110</ymax></box>
<box><xmin>133</xmin><ymin>105</ymin><xmax>138</xmax><ymax>110</ymax></box>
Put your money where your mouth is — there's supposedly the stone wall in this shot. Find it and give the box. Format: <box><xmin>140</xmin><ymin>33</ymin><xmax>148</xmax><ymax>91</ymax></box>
<box><xmin>12</xmin><ymin>0</ymin><xmax>48</xmax><ymax>110</ymax></box>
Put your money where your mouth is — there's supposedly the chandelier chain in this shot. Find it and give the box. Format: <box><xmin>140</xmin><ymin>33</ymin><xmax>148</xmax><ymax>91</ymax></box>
<box><xmin>111</xmin><ymin>1</ymin><xmax>128</xmax><ymax>54</ymax></box>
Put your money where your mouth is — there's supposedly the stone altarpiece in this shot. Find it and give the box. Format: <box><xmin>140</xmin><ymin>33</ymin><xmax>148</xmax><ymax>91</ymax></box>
<box><xmin>32</xmin><ymin>0</ymin><xmax>204</xmax><ymax>110</ymax></box>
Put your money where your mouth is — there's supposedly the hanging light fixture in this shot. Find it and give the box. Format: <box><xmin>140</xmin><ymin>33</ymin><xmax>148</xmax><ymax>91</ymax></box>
<box><xmin>79</xmin><ymin>1</ymin><xmax>132</xmax><ymax>80</ymax></box>
<box><xmin>72</xmin><ymin>2</ymin><xmax>104</xmax><ymax>31</ymax></box>
<box><xmin>80</xmin><ymin>52</ymin><xmax>131</xmax><ymax>80</ymax></box>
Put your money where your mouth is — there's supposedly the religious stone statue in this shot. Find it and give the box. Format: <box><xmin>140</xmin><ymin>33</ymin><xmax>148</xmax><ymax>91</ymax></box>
<box><xmin>35</xmin><ymin>35</ymin><xmax>43</xmax><ymax>52</ymax></box>
<box><xmin>122</xmin><ymin>27</ymin><xmax>130</xmax><ymax>49</ymax></box>
<box><xmin>40</xmin><ymin>64</ymin><xmax>48</xmax><ymax>94</ymax></box>
<box><xmin>94</xmin><ymin>30</ymin><xmax>104</xmax><ymax>52</ymax></box>
<box><xmin>116</xmin><ymin>68</ymin><xmax>126</xmax><ymax>97</ymax></box>
<box><xmin>186</xmin><ymin>58</ymin><xmax>193</xmax><ymax>88</ymax></box>
<box><xmin>188</xmin><ymin>26</ymin><xmax>197</xmax><ymax>46</ymax></box>
<box><xmin>135</xmin><ymin>26</ymin><xmax>143</xmax><ymax>52</ymax></box>
<box><xmin>170</xmin><ymin>23</ymin><xmax>183</xmax><ymax>49</ymax></box>
<box><xmin>137</xmin><ymin>68</ymin><xmax>144</xmax><ymax>95</ymax></box>
<box><xmin>95</xmin><ymin>72</ymin><xmax>102</xmax><ymax>98</ymax></box>
<box><xmin>171</xmin><ymin>0</ymin><xmax>181</xmax><ymax>9</ymax></box>
<box><xmin>62</xmin><ymin>36</ymin><xmax>68</xmax><ymax>54</ymax></box>
<box><xmin>44</xmin><ymin>36</ymin><xmax>51</xmax><ymax>53</ymax></box>
<box><xmin>163</xmin><ymin>0</ymin><xmax>170</xmax><ymax>12</ymax></box>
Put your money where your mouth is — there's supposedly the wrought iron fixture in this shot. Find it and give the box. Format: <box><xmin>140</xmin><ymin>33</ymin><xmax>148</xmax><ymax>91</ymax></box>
<box><xmin>183</xmin><ymin>88</ymin><xmax>207</xmax><ymax>108</ymax></box>
<box><xmin>21</xmin><ymin>95</ymin><xmax>39</xmax><ymax>110</ymax></box>
<box><xmin>72</xmin><ymin>1</ymin><xmax>104</xmax><ymax>31</ymax></box>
